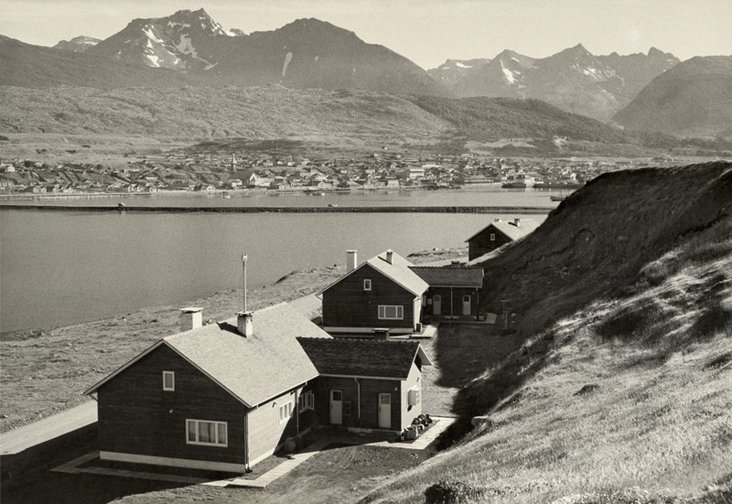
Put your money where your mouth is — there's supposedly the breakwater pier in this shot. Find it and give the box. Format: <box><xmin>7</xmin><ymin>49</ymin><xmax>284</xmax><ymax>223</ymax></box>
<box><xmin>0</xmin><ymin>204</ymin><xmax>554</xmax><ymax>214</ymax></box>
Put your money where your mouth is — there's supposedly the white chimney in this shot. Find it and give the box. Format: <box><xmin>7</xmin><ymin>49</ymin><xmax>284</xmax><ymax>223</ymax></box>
<box><xmin>347</xmin><ymin>250</ymin><xmax>358</xmax><ymax>272</ymax></box>
<box><xmin>237</xmin><ymin>311</ymin><xmax>253</xmax><ymax>337</ymax></box>
<box><xmin>179</xmin><ymin>307</ymin><xmax>203</xmax><ymax>332</ymax></box>
<box><xmin>385</xmin><ymin>249</ymin><xmax>393</xmax><ymax>264</ymax></box>
<box><xmin>514</xmin><ymin>218</ymin><xmax>521</xmax><ymax>227</ymax></box>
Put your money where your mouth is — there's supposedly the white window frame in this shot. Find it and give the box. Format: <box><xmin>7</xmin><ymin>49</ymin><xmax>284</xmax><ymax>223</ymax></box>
<box><xmin>185</xmin><ymin>419</ymin><xmax>227</xmax><ymax>447</ymax></box>
<box><xmin>279</xmin><ymin>401</ymin><xmax>294</xmax><ymax>423</ymax></box>
<box><xmin>162</xmin><ymin>371</ymin><xmax>175</xmax><ymax>391</ymax></box>
<box><xmin>490</xmin><ymin>233</ymin><xmax>496</xmax><ymax>241</ymax></box>
<box><xmin>378</xmin><ymin>305</ymin><xmax>404</xmax><ymax>320</ymax></box>
<box><xmin>363</xmin><ymin>279</ymin><xmax>372</xmax><ymax>291</ymax></box>
<box><xmin>298</xmin><ymin>391</ymin><xmax>315</xmax><ymax>413</ymax></box>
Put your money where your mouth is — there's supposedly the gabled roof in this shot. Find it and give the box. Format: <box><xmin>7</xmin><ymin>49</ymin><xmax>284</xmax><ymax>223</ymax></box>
<box><xmin>465</xmin><ymin>218</ymin><xmax>539</xmax><ymax>243</ymax></box>
<box><xmin>409</xmin><ymin>266</ymin><xmax>484</xmax><ymax>288</ymax></box>
<box><xmin>319</xmin><ymin>250</ymin><xmax>429</xmax><ymax>297</ymax></box>
<box><xmin>85</xmin><ymin>303</ymin><xmax>331</xmax><ymax>407</ymax></box>
<box><xmin>297</xmin><ymin>338</ymin><xmax>432</xmax><ymax>379</ymax></box>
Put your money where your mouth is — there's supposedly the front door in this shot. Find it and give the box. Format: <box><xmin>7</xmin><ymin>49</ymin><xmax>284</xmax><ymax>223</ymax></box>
<box><xmin>378</xmin><ymin>393</ymin><xmax>391</xmax><ymax>429</ymax></box>
<box><xmin>463</xmin><ymin>295</ymin><xmax>471</xmax><ymax>315</ymax></box>
<box><xmin>330</xmin><ymin>390</ymin><xmax>343</xmax><ymax>425</ymax></box>
<box><xmin>433</xmin><ymin>295</ymin><xmax>441</xmax><ymax>316</ymax></box>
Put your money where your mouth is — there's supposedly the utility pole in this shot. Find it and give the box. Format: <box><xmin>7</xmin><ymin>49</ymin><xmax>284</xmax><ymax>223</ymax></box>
<box><xmin>242</xmin><ymin>254</ymin><xmax>248</xmax><ymax>312</ymax></box>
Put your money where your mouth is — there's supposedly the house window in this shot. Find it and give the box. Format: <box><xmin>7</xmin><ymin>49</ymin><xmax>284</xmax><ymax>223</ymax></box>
<box><xmin>279</xmin><ymin>401</ymin><xmax>294</xmax><ymax>423</ymax></box>
<box><xmin>363</xmin><ymin>279</ymin><xmax>372</xmax><ymax>291</ymax></box>
<box><xmin>162</xmin><ymin>371</ymin><xmax>175</xmax><ymax>391</ymax></box>
<box><xmin>378</xmin><ymin>305</ymin><xmax>404</xmax><ymax>320</ymax></box>
<box><xmin>298</xmin><ymin>391</ymin><xmax>315</xmax><ymax>413</ymax></box>
<box><xmin>186</xmin><ymin>419</ymin><xmax>227</xmax><ymax>447</ymax></box>
<box><xmin>490</xmin><ymin>233</ymin><xmax>496</xmax><ymax>241</ymax></box>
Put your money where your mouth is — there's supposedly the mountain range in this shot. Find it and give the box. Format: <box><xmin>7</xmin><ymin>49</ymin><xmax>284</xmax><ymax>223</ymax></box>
<box><xmin>430</xmin><ymin>45</ymin><xmax>679</xmax><ymax>120</ymax></box>
<box><xmin>1</xmin><ymin>7</ymin><xmax>730</xmax><ymax>140</ymax></box>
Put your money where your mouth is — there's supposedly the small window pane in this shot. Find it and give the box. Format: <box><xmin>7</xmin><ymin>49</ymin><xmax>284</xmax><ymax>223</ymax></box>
<box><xmin>217</xmin><ymin>423</ymin><xmax>227</xmax><ymax>445</ymax></box>
<box><xmin>187</xmin><ymin>420</ymin><xmax>196</xmax><ymax>442</ymax></box>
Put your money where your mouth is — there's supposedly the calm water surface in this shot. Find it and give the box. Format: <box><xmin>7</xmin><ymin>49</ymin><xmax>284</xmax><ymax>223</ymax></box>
<box><xmin>1</xmin><ymin>189</ymin><xmax>555</xmax><ymax>332</ymax></box>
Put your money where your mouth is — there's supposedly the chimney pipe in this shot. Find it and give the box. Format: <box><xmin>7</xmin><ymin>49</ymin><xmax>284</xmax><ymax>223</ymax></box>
<box><xmin>385</xmin><ymin>249</ymin><xmax>393</xmax><ymax>264</ymax></box>
<box><xmin>346</xmin><ymin>250</ymin><xmax>357</xmax><ymax>272</ymax></box>
<box><xmin>237</xmin><ymin>311</ymin><xmax>253</xmax><ymax>338</ymax></box>
<box><xmin>179</xmin><ymin>307</ymin><xmax>203</xmax><ymax>332</ymax></box>
<box><xmin>514</xmin><ymin>218</ymin><xmax>521</xmax><ymax>227</ymax></box>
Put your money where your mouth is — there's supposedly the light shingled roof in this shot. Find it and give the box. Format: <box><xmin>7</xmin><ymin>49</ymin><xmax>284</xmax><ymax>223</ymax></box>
<box><xmin>320</xmin><ymin>249</ymin><xmax>429</xmax><ymax>297</ymax></box>
<box><xmin>85</xmin><ymin>303</ymin><xmax>331</xmax><ymax>407</ymax></box>
<box><xmin>465</xmin><ymin>218</ymin><xmax>540</xmax><ymax>243</ymax></box>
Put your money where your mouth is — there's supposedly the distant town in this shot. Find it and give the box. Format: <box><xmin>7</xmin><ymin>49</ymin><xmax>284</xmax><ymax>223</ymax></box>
<box><xmin>0</xmin><ymin>150</ymin><xmax>685</xmax><ymax>196</ymax></box>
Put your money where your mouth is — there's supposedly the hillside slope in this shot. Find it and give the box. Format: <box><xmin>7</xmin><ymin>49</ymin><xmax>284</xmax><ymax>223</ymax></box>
<box><xmin>0</xmin><ymin>86</ymin><xmax>638</xmax><ymax>147</ymax></box>
<box><xmin>362</xmin><ymin>162</ymin><xmax>732</xmax><ymax>503</ymax></box>
<box><xmin>614</xmin><ymin>56</ymin><xmax>732</xmax><ymax>139</ymax></box>
<box><xmin>0</xmin><ymin>35</ymin><xmax>193</xmax><ymax>88</ymax></box>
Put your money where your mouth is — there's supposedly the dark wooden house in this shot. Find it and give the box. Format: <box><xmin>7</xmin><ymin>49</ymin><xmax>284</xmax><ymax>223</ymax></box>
<box><xmin>409</xmin><ymin>266</ymin><xmax>484</xmax><ymax>319</ymax></box>
<box><xmin>320</xmin><ymin>250</ymin><xmax>429</xmax><ymax>335</ymax></box>
<box><xmin>465</xmin><ymin>218</ymin><xmax>539</xmax><ymax>260</ymax></box>
<box><xmin>84</xmin><ymin>304</ymin><xmax>330</xmax><ymax>472</ymax></box>
<box><xmin>298</xmin><ymin>338</ymin><xmax>432</xmax><ymax>432</ymax></box>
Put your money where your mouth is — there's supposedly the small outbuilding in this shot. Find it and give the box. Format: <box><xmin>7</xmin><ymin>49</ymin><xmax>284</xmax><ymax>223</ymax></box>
<box><xmin>465</xmin><ymin>218</ymin><xmax>539</xmax><ymax>260</ymax></box>
<box><xmin>298</xmin><ymin>338</ymin><xmax>432</xmax><ymax>432</ymax></box>
<box><xmin>409</xmin><ymin>266</ymin><xmax>484</xmax><ymax>319</ymax></box>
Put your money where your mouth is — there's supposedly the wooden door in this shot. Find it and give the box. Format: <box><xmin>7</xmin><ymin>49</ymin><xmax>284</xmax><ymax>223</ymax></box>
<box><xmin>378</xmin><ymin>393</ymin><xmax>391</xmax><ymax>429</ymax></box>
<box><xmin>463</xmin><ymin>295</ymin><xmax>471</xmax><ymax>315</ymax></box>
<box><xmin>330</xmin><ymin>390</ymin><xmax>343</xmax><ymax>425</ymax></box>
<box><xmin>433</xmin><ymin>295</ymin><xmax>441</xmax><ymax>316</ymax></box>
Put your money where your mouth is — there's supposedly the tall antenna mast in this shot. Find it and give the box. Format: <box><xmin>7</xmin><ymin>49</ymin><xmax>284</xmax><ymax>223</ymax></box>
<box><xmin>242</xmin><ymin>254</ymin><xmax>248</xmax><ymax>312</ymax></box>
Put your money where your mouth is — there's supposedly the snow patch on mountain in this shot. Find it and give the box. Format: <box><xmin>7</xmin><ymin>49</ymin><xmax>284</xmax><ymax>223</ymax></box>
<box><xmin>282</xmin><ymin>51</ymin><xmax>293</xmax><ymax>77</ymax></box>
<box><xmin>455</xmin><ymin>62</ymin><xmax>472</xmax><ymax>69</ymax></box>
<box><xmin>500</xmin><ymin>60</ymin><xmax>517</xmax><ymax>85</ymax></box>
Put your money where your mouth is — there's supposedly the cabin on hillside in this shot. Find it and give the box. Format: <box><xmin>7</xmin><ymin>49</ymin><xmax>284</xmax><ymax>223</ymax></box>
<box><xmin>320</xmin><ymin>250</ymin><xmax>429</xmax><ymax>335</ymax></box>
<box><xmin>85</xmin><ymin>304</ymin><xmax>329</xmax><ymax>472</ymax></box>
<box><xmin>409</xmin><ymin>266</ymin><xmax>484</xmax><ymax>320</ymax></box>
<box><xmin>298</xmin><ymin>338</ymin><xmax>431</xmax><ymax>432</ymax></box>
<box><xmin>465</xmin><ymin>218</ymin><xmax>539</xmax><ymax>260</ymax></box>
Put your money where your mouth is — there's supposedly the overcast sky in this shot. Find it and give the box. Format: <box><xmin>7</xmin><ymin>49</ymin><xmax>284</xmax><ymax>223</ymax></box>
<box><xmin>1</xmin><ymin>0</ymin><xmax>730</xmax><ymax>69</ymax></box>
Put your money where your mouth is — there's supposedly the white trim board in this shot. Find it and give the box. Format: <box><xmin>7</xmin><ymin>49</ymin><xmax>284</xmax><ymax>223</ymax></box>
<box><xmin>100</xmin><ymin>451</ymin><xmax>247</xmax><ymax>473</ymax></box>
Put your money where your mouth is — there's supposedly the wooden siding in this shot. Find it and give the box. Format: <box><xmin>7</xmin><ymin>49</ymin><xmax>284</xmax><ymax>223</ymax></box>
<box><xmin>400</xmin><ymin>361</ymin><xmax>422</xmax><ymax>430</ymax></box>
<box><xmin>246</xmin><ymin>384</ymin><xmax>316</xmax><ymax>465</ymax></box>
<box><xmin>468</xmin><ymin>226</ymin><xmax>513</xmax><ymax>260</ymax></box>
<box><xmin>322</xmin><ymin>264</ymin><xmax>418</xmax><ymax>331</ymax></box>
<box><xmin>97</xmin><ymin>344</ymin><xmax>247</xmax><ymax>465</ymax></box>
<box><xmin>424</xmin><ymin>286</ymin><xmax>480</xmax><ymax>317</ymax></box>
<box><xmin>313</xmin><ymin>376</ymin><xmax>403</xmax><ymax>431</ymax></box>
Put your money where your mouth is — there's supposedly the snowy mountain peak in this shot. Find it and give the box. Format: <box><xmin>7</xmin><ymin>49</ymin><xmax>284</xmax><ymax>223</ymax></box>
<box><xmin>52</xmin><ymin>35</ymin><xmax>101</xmax><ymax>53</ymax></box>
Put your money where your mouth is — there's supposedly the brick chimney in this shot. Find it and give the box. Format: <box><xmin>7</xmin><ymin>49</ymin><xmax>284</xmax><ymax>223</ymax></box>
<box><xmin>179</xmin><ymin>307</ymin><xmax>203</xmax><ymax>332</ymax></box>
<box><xmin>347</xmin><ymin>250</ymin><xmax>358</xmax><ymax>272</ymax></box>
<box><xmin>237</xmin><ymin>311</ymin><xmax>253</xmax><ymax>338</ymax></box>
<box><xmin>385</xmin><ymin>249</ymin><xmax>394</xmax><ymax>264</ymax></box>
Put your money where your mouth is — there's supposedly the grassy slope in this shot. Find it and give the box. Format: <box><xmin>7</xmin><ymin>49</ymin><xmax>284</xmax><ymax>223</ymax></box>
<box><xmin>360</xmin><ymin>163</ymin><xmax>732</xmax><ymax>503</ymax></box>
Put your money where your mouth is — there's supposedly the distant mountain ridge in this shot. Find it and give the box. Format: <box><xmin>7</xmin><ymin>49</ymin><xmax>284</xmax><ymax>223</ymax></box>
<box><xmin>431</xmin><ymin>45</ymin><xmax>679</xmax><ymax>120</ymax></box>
<box><xmin>614</xmin><ymin>56</ymin><xmax>732</xmax><ymax>139</ymax></box>
<box><xmin>85</xmin><ymin>8</ymin><xmax>449</xmax><ymax>96</ymax></box>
